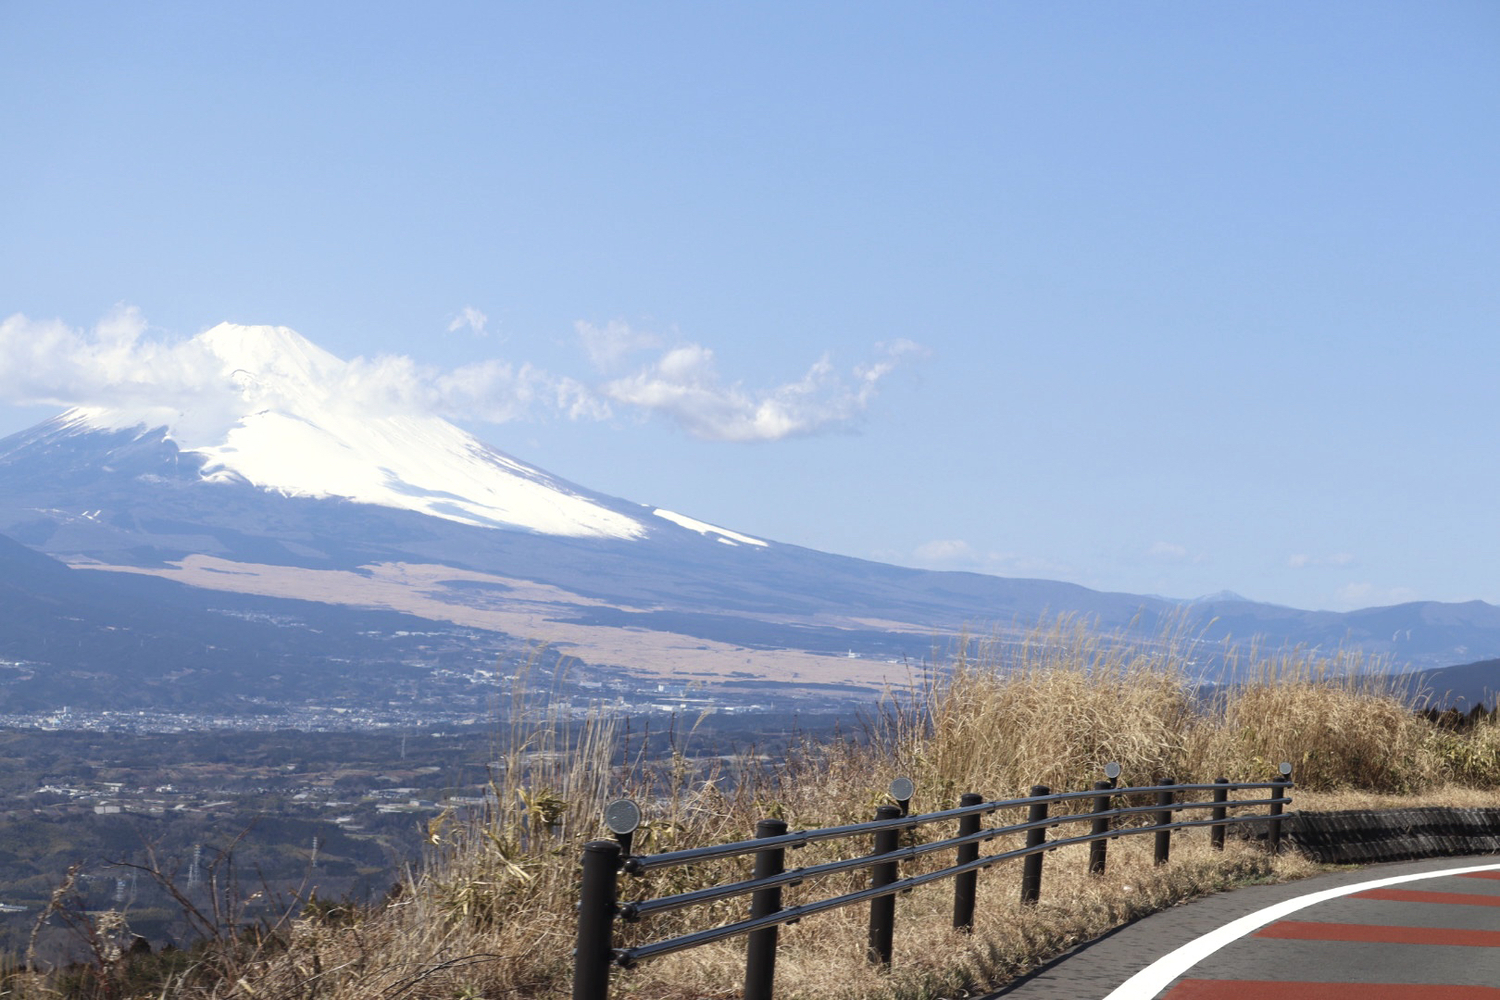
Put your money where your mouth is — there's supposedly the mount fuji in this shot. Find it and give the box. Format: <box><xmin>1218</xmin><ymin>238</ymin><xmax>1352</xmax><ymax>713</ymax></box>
<box><xmin>2</xmin><ymin>324</ymin><xmax>1497</xmax><ymax>712</ymax></box>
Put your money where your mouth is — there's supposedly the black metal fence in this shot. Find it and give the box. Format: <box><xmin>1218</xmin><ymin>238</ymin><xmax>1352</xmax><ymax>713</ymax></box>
<box><xmin>573</xmin><ymin>767</ymin><xmax>1294</xmax><ymax>1000</ymax></box>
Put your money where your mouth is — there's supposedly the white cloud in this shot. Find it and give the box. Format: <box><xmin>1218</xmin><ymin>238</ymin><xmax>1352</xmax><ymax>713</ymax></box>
<box><xmin>576</xmin><ymin>319</ymin><xmax>662</xmax><ymax>373</ymax></box>
<box><xmin>447</xmin><ymin>307</ymin><xmax>489</xmax><ymax>337</ymax></box>
<box><xmin>913</xmin><ymin>539</ymin><xmax>975</xmax><ymax>564</ymax></box>
<box><xmin>433</xmin><ymin>360</ymin><xmax>609</xmax><ymax>424</ymax></box>
<box><xmin>1</xmin><ymin>309</ymin><xmax>919</xmax><ymax>444</ymax></box>
<box><xmin>1334</xmin><ymin>582</ymin><xmax>1419</xmax><ymax>610</ymax></box>
<box><xmin>853</xmin><ymin>339</ymin><xmax>925</xmax><ymax>404</ymax></box>
<box><xmin>0</xmin><ymin>307</ymin><xmax>227</xmax><ymax>417</ymax></box>
<box><xmin>904</xmin><ymin>539</ymin><xmax>1077</xmax><ymax>579</ymax></box>
<box><xmin>1288</xmin><ymin>552</ymin><xmax>1358</xmax><ymax>569</ymax></box>
<box><xmin>0</xmin><ymin>310</ymin><xmax>592</xmax><ymax>435</ymax></box>
<box><xmin>1147</xmin><ymin>541</ymin><xmax>1189</xmax><ymax>562</ymax></box>
<box><xmin>1146</xmin><ymin>541</ymin><xmax>1207</xmax><ymax>565</ymax></box>
<box><xmin>598</xmin><ymin>329</ymin><xmax>924</xmax><ymax>442</ymax></box>
<box><xmin>337</xmin><ymin>354</ymin><xmax>610</xmax><ymax>425</ymax></box>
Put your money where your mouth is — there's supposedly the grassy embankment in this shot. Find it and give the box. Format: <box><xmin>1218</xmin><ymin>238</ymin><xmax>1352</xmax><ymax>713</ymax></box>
<box><xmin>13</xmin><ymin>620</ymin><xmax>1500</xmax><ymax>999</ymax></box>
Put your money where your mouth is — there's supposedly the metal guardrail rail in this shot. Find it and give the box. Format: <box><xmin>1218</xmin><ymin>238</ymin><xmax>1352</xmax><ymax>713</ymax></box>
<box><xmin>573</xmin><ymin>763</ymin><xmax>1294</xmax><ymax>1000</ymax></box>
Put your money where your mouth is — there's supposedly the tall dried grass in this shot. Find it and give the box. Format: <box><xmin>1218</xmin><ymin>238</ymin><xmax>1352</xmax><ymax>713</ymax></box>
<box><xmin>1193</xmin><ymin>648</ymin><xmax>1436</xmax><ymax>792</ymax></box>
<box><xmin>882</xmin><ymin>621</ymin><xmax>1200</xmax><ymax>802</ymax></box>
<box><xmin>29</xmin><ymin>624</ymin><xmax>1500</xmax><ymax>999</ymax></box>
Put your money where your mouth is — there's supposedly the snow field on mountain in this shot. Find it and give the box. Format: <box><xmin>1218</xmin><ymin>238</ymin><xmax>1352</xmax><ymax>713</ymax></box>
<box><xmin>651</xmin><ymin>507</ymin><xmax>767</xmax><ymax>547</ymax></box>
<box><xmin>66</xmin><ymin>323</ymin><xmax>647</xmax><ymax>539</ymax></box>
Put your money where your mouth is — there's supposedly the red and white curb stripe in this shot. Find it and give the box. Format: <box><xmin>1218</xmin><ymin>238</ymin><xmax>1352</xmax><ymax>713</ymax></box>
<box><xmin>1101</xmin><ymin>861</ymin><xmax>1500</xmax><ymax>1000</ymax></box>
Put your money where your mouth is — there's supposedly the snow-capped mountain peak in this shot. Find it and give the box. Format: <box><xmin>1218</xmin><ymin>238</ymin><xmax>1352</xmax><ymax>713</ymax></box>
<box><xmin>59</xmin><ymin>323</ymin><xmax>647</xmax><ymax>539</ymax></box>
<box><xmin>201</xmin><ymin>322</ymin><xmax>346</xmax><ymax>394</ymax></box>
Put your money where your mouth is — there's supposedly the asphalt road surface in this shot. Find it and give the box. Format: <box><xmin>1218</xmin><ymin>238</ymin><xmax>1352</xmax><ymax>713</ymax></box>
<box><xmin>992</xmin><ymin>856</ymin><xmax>1500</xmax><ymax>999</ymax></box>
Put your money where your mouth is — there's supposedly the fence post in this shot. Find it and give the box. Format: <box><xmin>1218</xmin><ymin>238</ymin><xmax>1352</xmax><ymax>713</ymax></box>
<box><xmin>1210</xmin><ymin>778</ymin><xmax>1229</xmax><ymax>851</ymax></box>
<box><xmin>1154</xmin><ymin>779</ymin><xmax>1175</xmax><ymax>866</ymax></box>
<box><xmin>867</xmin><ymin>804</ymin><xmax>902</xmax><ymax>967</ymax></box>
<box><xmin>1020</xmin><ymin>785</ymin><xmax>1049</xmax><ymax>904</ymax></box>
<box><xmin>952</xmin><ymin>793</ymin><xmax>983</xmax><ymax>931</ymax></box>
<box><xmin>1088</xmin><ymin>780</ymin><xmax>1113</xmax><ymax>874</ymax></box>
<box><xmin>744</xmin><ymin>818</ymin><xmax>789</xmax><ymax>1000</ymax></box>
<box><xmin>574</xmin><ymin>839</ymin><xmax>621</xmax><ymax>1000</ymax></box>
<box><xmin>1269</xmin><ymin>763</ymin><xmax>1291</xmax><ymax>854</ymax></box>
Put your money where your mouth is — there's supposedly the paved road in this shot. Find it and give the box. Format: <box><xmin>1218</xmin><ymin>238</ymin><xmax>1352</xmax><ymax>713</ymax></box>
<box><xmin>990</xmin><ymin>856</ymin><xmax>1500</xmax><ymax>999</ymax></box>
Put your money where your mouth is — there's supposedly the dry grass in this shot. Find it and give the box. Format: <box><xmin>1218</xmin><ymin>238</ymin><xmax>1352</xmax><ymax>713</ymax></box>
<box><xmin>23</xmin><ymin>622</ymin><xmax>1500</xmax><ymax>999</ymax></box>
<box><xmin>1192</xmin><ymin>649</ymin><xmax>1437</xmax><ymax>792</ymax></box>
<box><xmin>881</xmin><ymin>622</ymin><xmax>1201</xmax><ymax>801</ymax></box>
<box><xmin>1296</xmin><ymin>785</ymin><xmax>1500</xmax><ymax>811</ymax></box>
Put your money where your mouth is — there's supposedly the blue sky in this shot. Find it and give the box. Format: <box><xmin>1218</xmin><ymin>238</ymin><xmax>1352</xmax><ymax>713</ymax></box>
<box><xmin>2</xmin><ymin>2</ymin><xmax>1496</xmax><ymax>612</ymax></box>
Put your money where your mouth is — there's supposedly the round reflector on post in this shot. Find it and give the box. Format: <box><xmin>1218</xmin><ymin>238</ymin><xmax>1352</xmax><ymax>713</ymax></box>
<box><xmin>889</xmin><ymin>776</ymin><xmax>914</xmax><ymax>815</ymax></box>
<box><xmin>604</xmin><ymin>799</ymin><xmax>642</xmax><ymax>836</ymax></box>
<box><xmin>604</xmin><ymin>798</ymin><xmax>642</xmax><ymax>858</ymax></box>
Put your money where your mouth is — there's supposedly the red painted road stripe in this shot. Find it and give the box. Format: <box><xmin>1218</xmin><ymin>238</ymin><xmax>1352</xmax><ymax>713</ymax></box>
<box><xmin>1164</xmin><ymin>980</ymin><xmax>1500</xmax><ymax>998</ymax></box>
<box><xmin>1460</xmin><ymin>871</ymin><xmax>1500</xmax><ymax>881</ymax></box>
<box><xmin>1255</xmin><ymin>920</ymin><xmax>1500</xmax><ymax>946</ymax></box>
<box><xmin>1354</xmin><ymin>887</ymin><xmax>1500</xmax><ymax>907</ymax></box>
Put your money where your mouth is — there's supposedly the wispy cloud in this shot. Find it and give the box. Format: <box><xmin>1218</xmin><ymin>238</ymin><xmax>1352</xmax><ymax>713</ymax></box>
<box><xmin>1288</xmin><ymin>552</ymin><xmax>1357</xmax><ymax>569</ymax></box>
<box><xmin>1333</xmin><ymin>582</ymin><xmax>1418</xmax><ymax>610</ymax></box>
<box><xmin>0</xmin><ymin>307</ymin><xmax>221</xmax><ymax>410</ymax></box>
<box><xmin>575</xmin><ymin>319</ymin><xmax>663</xmax><ymax>373</ymax></box>
<box><xmin>335</xmin><ymin>353</ymin><xmax>608</xmax><ymax>426</ymax></box>
<box><xmin>904</xmin><ymin>538</ymin><xmax>1077</xmax><ymax>579</ymax></box>
<box><xmin>597</xmin><ymin>326</ymin><xmax>925</xmax><ymax>442</ymax></box>
<box><xmin>447</xmin><ymin>306</ymin><xmax>489</xmax><ymax>337</ymax></box>
<box><xmin>912</xmin><ymin>539</ymin><xmax>975</xmax><ymax>564</ymax></box>
<box><xmin>1145</xmin><ymin>541</ymin><xmax>1207</xmax><ymax>565</ymax></box>
<box><xmin>0</xmin><ymin>310</ymin><xmax>600</xmax><ymax>435</ymax></box>
<box><xmin>0</xmin><ymin>309</ymin><xmax>923</xmax><ymax>444</ymax></box>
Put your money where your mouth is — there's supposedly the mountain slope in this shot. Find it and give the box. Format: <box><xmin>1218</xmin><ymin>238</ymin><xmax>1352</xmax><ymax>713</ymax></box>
<box><xmin>0</xmin><ymin>531</ymin><xmax>516</xmax><ymax>711</ymax></box>
<box><xmin>0</xmin><ymin>322</ymin><xmax>1496</xmax><ymax>705</ymax></box>
<box><xmin>1408</xmin><ymin>657</ymin><xmax>1500</xmax><ymax>709</ymax></box>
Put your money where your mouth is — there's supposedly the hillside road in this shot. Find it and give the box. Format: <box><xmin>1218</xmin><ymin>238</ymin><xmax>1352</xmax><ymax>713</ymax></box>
<box><xmin>991</xmin><ymin>855</ymin><xmax>1500</xmax><ymax>999</ymax></box>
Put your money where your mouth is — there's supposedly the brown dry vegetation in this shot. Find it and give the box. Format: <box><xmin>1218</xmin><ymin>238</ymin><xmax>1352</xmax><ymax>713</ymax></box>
<box><xmin>12</xmin><ymin>620</ymin><xmax>1500</xmax><ymax>999</ymax></box>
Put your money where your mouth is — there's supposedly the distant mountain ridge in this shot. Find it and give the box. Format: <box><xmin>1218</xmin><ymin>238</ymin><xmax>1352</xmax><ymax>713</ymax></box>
<box><xmin>1</xmin><ymin>323</ymin><xmax>1496</xmax><ymax>711</ymax></box>
<box><xmin>1411</xmin><ymin>656</ymin><xmax>1500</xmax><ymax>709</ymax></box>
